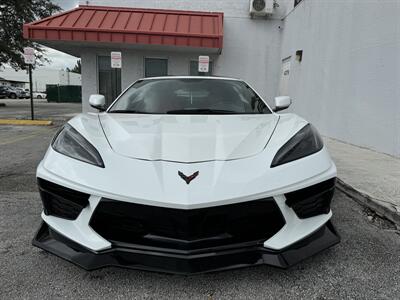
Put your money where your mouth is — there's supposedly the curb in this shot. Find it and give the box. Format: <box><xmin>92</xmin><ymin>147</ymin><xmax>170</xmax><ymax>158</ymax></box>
<box><xmin>0</xmin><ymin>119</ymin><xmax>53</xmax><ymax>126</ymax></box>
<box><xmin>337</xmin><ymin>178</ymin><xmax>400</xmax><ymax>226</ymax></box>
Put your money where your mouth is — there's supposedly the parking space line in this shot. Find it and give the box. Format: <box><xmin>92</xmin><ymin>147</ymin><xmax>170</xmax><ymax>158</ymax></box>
<box><xmin>0</xmin><ymin>119</ymin><xmax>53</xmax><ymax>126</ymax></box>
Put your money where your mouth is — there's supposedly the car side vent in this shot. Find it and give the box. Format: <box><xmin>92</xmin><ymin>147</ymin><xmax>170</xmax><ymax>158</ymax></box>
<box><xmin>285</xmin><ymin>178</ymin><xmax>336</xmax><ymax>219</ymax></box>
<box><xmin>37</xmin><ymin>178</ymin><xmax>90</xmax><ymax>220</ymax></box>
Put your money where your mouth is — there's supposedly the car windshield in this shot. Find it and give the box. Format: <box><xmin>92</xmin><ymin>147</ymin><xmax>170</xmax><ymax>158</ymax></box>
<box><xmin>108</xmin><ymin>78</ymin><xmax>271</xmax><ymax>114</ymax></box>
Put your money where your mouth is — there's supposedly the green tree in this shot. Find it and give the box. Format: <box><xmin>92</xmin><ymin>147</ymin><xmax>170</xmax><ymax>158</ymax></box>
<box><xmin>0</xmin><ymin>0</ymin><xmax>61</xmax><ymax>70</ymax></box>
<box><xmin>71</xmin><ymin>59</ymin><xmax>81</xmax><ymax>74</ymax></box>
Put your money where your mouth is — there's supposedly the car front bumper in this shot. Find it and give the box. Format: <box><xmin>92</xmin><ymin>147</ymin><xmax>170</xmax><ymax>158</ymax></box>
<box><xmin>33</xmin><ymin>175</ymin><xmax>339</xmax><ymax>274</ymax></box>
<box><xmin>33</xmin><ymin>220</ymin><xmax>339</xmax><ymax>274</ymax></box>
<box><xmin>34</xmin><ymin>140</ymin><xmax>339</xmax><ymax>273</ymax></box>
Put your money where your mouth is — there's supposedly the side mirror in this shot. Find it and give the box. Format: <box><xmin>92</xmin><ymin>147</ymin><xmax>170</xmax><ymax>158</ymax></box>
<box><xmin>274</xmin><ymin>96</ymin><xmax>291</xmax><ymax>112</ymax></box>
<box><xmin>89</xmin><ymin>94</ymin><xmax>106</xmax><ymax>111</ymax></box>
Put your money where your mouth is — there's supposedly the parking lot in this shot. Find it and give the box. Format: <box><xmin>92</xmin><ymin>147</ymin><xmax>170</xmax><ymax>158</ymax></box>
<box><xmin>0</xmin><ymin>99</ymin><xmax>80</xmax><ymax>122</ymax></box>
<box><xmin>0</xmin><ymin>102</ymin><xmax>399</xmax><ymax>299</ymax></box>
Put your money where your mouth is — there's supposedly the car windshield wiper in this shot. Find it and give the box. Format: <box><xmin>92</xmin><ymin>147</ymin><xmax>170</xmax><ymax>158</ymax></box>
<box><xmin>166</xmin><ymin>109</ymin><xmax>239</xmax><ymax>115</ymax></box>
<box><xmin>109</xmin><ymin>110</ymin><xmax>148</xmax><ymax>114</ymax></box>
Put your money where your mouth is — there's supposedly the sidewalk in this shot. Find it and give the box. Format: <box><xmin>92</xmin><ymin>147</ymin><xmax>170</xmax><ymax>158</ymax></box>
<box><xmin>325</xmin><ymin>137</ymin><xmax>400</xmax><ymax>226</ymax></box>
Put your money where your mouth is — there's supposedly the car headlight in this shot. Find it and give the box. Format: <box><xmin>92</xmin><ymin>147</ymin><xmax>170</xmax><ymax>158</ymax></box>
<box><xmin>52</xmin><ymin>124</ymin><xmax>105</xmax><ymax>168</ymax></box>
<box><xmin>271</xmin><ymin>124</ymin><xmax>323</xmax><ymax>167</ymax></box>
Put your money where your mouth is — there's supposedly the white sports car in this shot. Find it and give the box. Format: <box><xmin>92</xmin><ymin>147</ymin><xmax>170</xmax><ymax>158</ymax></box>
<box><xmin>34</xmin><ymin>76</ymin><xmax>339</xmax><ymax>274</ymax></box>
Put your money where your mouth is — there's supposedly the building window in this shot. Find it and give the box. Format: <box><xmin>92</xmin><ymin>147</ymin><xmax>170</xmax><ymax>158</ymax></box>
<box><xmin>189</xmin><ymin>60</ymin><xmax>213</xmax><ymax>76</ymax></box>
<box><xmin>97</xmin><ymin>56</ymin><xmax>121</xmax><ymax>107</ymax></box>
<box><xmin>144</xmin><ymin>58</ymin><xmax>168</xmax><ymax>77</ymax></box>
<box><xmin>294</xmin><ymin>0</ymin><xmax>303</xmax><ymax>7</ymax></box>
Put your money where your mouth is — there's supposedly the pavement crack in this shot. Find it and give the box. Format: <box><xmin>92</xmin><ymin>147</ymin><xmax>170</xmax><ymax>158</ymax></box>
<box><xmin>0</xmin><ymin>173</ymin><xmax>34</xmax><ymax>178</ymax></box>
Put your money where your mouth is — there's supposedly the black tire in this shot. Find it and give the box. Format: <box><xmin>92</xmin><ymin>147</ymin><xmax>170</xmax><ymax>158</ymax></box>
<box><xmin>37</xmin><ymin>95</ymin><xmax>42</xmax><ymax>99</ymax></box>
<box><xmin>9</xmin><ymin>93</ymin><xmax>17</xmax><ymax>99</ymax></box>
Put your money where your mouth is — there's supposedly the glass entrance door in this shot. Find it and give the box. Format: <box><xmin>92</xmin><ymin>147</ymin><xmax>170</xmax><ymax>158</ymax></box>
<box><xmin>98</xmin><ymin>56</ymin><xmax>121</xmax><ymax>107</ymax></box>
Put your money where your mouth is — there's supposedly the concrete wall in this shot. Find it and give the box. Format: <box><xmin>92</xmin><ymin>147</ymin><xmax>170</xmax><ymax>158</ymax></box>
<box><xmin>59</xmin><ymin>70</ymin><xmax>82</xmax><ymax>86</ymax></box>
<box><xmin>81</xmin><ymin>51</ymin><xmax>98</xmax><ymax>112</ymax></box>
<box><xmin>81</xmin><ymin>0</ymin><xmax>290</xmax><ymax>18</ymax></box>
<box><xmin>78</xmin><ymin>0</ymin><xmax>285</xmax><ymax>110</ymax></box>
<box><xmin>280</xmin><ymin>0</ymin><xmax>400</xmax><ymax>157</ymax></box>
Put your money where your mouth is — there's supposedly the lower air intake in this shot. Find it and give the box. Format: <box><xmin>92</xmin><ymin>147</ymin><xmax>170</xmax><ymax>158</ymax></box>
<box><xmin>90</xmin><ymin>198</ymin><xmax>285</xmax><ymax>251</ymax></box>
<box><xmin>285</xmin><ymin>178</ymin><xmax>336</xmax><ymax>219</ymax></box>
<box><xmin>37</xmin><ymin>178</ymin><xmax>90</xmax><ymax>220</ymax></box>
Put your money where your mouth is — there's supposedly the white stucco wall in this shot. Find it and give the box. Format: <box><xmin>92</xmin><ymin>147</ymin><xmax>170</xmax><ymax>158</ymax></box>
<box><xmin>81</xmin><ymin>50</ymin><xmax>98</xmax><ymax>112</ymax></box>
<box><xmin>59</xmin><ymin>70</ymin><xmax>82</xmax><ymax>86</ymax></box>
<box><xmin>78</xmin><ymin>0</ymin><xmax>285</xmax><ymax>111</ymax></box>
<box><xmin>80</xmin><ymin>0</ymin><xmax>290</xmax><ymax>19</ymax></box>
<box><xmin>280</xmin><ymin>0</ymin><xmax>400</xmax><ymax>157</ymax></box>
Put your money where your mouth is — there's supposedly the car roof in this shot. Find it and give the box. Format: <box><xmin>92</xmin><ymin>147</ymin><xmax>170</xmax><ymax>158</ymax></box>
<box><xmin>138</xmin><ymin>76</ymin><xmax>242</xmax><ymax>82</ymax></box>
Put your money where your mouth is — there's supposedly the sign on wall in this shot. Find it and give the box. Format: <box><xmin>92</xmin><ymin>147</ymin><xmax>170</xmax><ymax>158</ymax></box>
<box><xmin>198</xmin><ymin>56</ymin><xmax>210</xmax><ymax>73</ymax></box>
<box><xmin>23</xmin><ymin>47</ymin><xmax>35</xmax><ymax>65</ymax></box>
<box><xmin>111</xmin><ymin>51</ymin><xmax>122</xmax><ymax>68</ymax></box>
<box><xmin>279</xmin><ymin>58</ymin><xmax>291</xmax><ymax>96</ymax></box>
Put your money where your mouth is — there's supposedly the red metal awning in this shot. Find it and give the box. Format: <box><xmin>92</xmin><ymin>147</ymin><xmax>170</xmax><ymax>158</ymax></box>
<box><xmin>23</xmin><ymin>5</ymin><xmax>224</xmax><ymax>51</ymax></box>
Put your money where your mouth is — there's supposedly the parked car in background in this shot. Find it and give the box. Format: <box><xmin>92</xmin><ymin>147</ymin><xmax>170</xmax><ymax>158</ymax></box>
<box><xmin>5</xmin><ymin>87</ymin><xmax>19</xmax><ymax>99</ymax></box>
<box><xmin>0</xmin><ymin>86</ymin><xmax>28</xmax><ymax>99</ymax></box>
<box><xmin>0</xmin><ymin>86</ymin><xmax>8</xmax><ymax>98</ymax></box>
<box><xmin>14</xmin><ymin>87</ymin><xmax>30</xmax><ymax>99</ymax></box>
<box><xmin>33</xmin><ymin>92</ymin><xmax>47</xmax><ymax>99</ymax></box>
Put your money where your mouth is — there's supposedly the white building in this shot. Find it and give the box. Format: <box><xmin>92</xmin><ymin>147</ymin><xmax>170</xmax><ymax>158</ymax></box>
<box><xmin>0</xmin><ymin>77</ymin><xmax>28</xmax><ymax>89</ymax></box>
<box><xmin>23</xmin><ymin>0</ymin><xmax>400</xmax><ymax>158</ymax></box>
<box><xmin>0</xmin><ymin>67</ymin><xmax>81</xmax><ymax>92</ymax></box>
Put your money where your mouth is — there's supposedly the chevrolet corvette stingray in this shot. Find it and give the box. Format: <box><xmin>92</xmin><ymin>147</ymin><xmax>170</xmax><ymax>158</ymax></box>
<box><xmin>33</xmin><ymin>76</ymin><xmax>339</xmax><ymax>274</ymax></box>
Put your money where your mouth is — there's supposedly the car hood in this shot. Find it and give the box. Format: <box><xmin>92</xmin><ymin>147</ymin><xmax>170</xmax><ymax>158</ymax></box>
<box><xmin>99</xmin><ymin>113</ymin><xmax>279</xmax><ymax>163</ymax></box>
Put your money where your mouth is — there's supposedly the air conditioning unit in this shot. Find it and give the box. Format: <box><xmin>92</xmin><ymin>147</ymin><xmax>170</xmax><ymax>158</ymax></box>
<box><xmin>249</xmin><ymin>0</ymin><xmax>274</xmax><ymax>17</ymax></box>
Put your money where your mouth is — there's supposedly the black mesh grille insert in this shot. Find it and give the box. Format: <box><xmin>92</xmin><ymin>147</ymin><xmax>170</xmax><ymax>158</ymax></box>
<box><xmin>37</xmin><ymin>178</ymin><xmax>90</xmax><ymax>220</ymax></box>
<box><xmin>90</xmin><ymin>198</ymin><xmax>285</xmax><ymax>251</ymax></box>
<box><xmin>285</xmin><ymin>178</ymin><xmax>336</xmax><ymax>219</ymax></box>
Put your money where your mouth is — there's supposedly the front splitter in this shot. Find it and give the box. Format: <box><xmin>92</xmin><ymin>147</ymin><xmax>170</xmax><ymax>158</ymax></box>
<box><xmin>32</xmin><ymin>221</ymin><xmax>340</xmax><ymax>275</ymax></box>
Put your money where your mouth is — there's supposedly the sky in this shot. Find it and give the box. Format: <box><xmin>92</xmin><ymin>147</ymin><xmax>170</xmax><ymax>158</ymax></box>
<box><xmin>38</xmin><ymin>0</ymin><xmax>80</xmax><ymax>70</ymax></box>
<box><xmin>54</xmin><ymin>0</ymin><xmax>79</xmax><ymax>10</ymax></box>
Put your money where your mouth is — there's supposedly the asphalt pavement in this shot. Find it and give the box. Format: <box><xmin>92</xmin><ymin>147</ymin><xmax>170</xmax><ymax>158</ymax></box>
<box><xmin>0</xmin><ymin>107</ymin><xmax>399</xmax><ymax>299</ymax></box>
<box><xmin>0</xmin><ymin>99</ymin><xmax>81</xmax><ymax>122</ymax></box>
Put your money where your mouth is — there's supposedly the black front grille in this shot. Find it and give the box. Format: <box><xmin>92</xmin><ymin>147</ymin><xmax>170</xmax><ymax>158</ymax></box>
<box><xmin>37</xmin><ymin>178</ymin><xmax>90</xmax><ymax>220</ymax></box>
<box><xmin>90</xmin><ymin>198</ymin><xmax>285</xmax><ymax>251</ymax></box>
<box><xmin>285</xmin><ymin>178</ymin><xmax>336</xmax><ymax>219</ymax></box>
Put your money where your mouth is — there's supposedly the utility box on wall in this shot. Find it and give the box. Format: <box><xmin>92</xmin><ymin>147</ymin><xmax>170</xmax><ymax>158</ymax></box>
<box><xmin>249</xmin><ymin>0</ymin><xmax>274</xmax><ymax>17</ymax></box>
